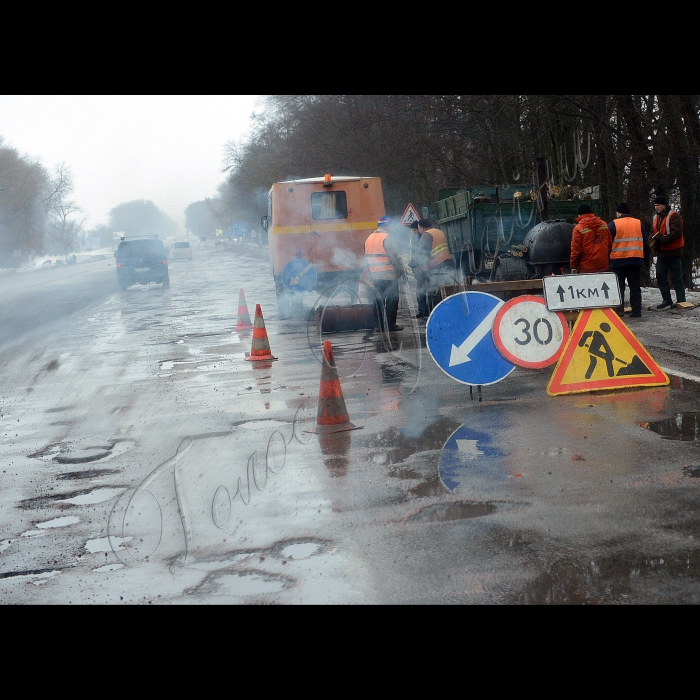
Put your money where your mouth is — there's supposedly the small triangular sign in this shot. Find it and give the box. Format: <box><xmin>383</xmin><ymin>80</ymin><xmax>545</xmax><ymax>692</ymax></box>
<box><xmin>400</xmin><ymin>203</ymin><xmax>421</xmax><ymax>225</ymax></box>
<box><xmin>547</xmin><ymin>308</ymin><xmax>669</xmax><ymax>396</ymax></box>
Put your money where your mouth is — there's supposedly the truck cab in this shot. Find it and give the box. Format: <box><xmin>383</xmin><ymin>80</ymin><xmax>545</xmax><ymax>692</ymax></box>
<box><xmin>261</xmin><ymin>175</ymin><xmax>385</xmax><ymax>318</ymax></box>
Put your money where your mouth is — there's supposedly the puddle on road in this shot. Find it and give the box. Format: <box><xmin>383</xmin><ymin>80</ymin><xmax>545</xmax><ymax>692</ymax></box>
<box><xmin>0</xmin><ymin>539</ymin><xmax>14</xmax><ymax>553</ymax></box>
<box><xmin>36</xmin><ymin>516</ymin><xmax>80</xmax><ymax>529</ymax></box>
<box><xmin>280</xmin><ymin>542</ymin><xmax>322</xmax><ymax>560</ymax></box>
<box><xmin>409</xmin><ymin>501</ymin><xmax>495</xmax><ymax>522</ymax></box>
<box><xmin>21</xmin><ymin>530</ymin><xmax>46</xmax><ymax>538</ymax></box>
<box><xmin>54</xmin><ymin>445</ymin><xmax>113</xmax><ymax>463</ymax></box>
<box><xmin>92</xmin><ymin>563</ymin><xmax>124</xmax><ymax>572</ymax></box>
<box><xmin>187</xmin><ymin>569</ymin><xmax>292</xmax><ymax>597</ymax></box>
<box><xmin>508</xmin><ymin>550</ymin><xmax>700</xmax><ymax>604</ymax></box>
<box><xmin>369</xmin><ymin>417</ymin><xmax>462</xmax><ymax>468</ymax></box>
<box><xmin>0</xmin><ymin>567</ymin><xmax>61</xmax><ymax>584</ymax></box>
<box><xmin>57</xmin><ymin>487</ymin><xmax>125</xmax><ymax>505</ymax></box>
<box><xmin>643</xmin><ymin>413</ymin><xmax>700</xmax><ymax>441</ymax></box>
<box><xmin>57</xmin><ymin>468</ymin><xmax>121</xmax><ymax>480</ymax></box>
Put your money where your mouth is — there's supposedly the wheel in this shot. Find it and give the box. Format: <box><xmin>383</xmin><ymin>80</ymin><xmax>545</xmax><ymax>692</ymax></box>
<box><xmin>118</xmin><ymin>278</ymin><xmax>128</xmax><ymax>292</ymax></box>
<box><xmin>163</xmin><ymin>274</ymin><xmax>170</xmax><ymax>289</ymax></box>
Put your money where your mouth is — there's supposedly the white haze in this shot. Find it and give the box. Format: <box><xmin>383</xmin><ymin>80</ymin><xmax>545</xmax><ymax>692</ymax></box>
<box><xmin>0</xmin><ymin>95</ymin><xmax>262</xmax><ymax>234</ymax></box>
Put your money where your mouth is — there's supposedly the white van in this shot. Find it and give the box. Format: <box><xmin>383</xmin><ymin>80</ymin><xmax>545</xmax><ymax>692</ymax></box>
<box><xmin>171</xmin><ymin>241</ymin><xmax>192</xmax><ymax>261</ymax></box>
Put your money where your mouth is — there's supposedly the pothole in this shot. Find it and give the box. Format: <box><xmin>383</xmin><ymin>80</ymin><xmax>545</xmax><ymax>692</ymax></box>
<box><xmin>54</xmin><ymin>445</ymin><xmax>114</xmax><ymax>464</ymax></box>
<box><xmin>35</xmin><ymin>516</ymin><xmax>80</xmax><ymax>529</ymax></box>
<box><xmin>186</xmin><ymin>569</ymin><xmax>293</xmax><ymax>597</ymax></box>
<box><xmin>408</xmin><ymin>501</ymin><xmax>495</xmax><ymax>522</ymax></box>
<box><xmin>644</xmin><ymin>413</ymin><xmax>700</xmax><ymax>441</ymax></box>
<box><xmin>57</xmin><ymin>468</ymin><xmax>121</xmax><ymax>480</ymax></box>
<box><xmin>19</xmin><ymin>486</ymin><xmax>128</xmax><ymax>509</ymax></box>
<box><xmin>57</xmin><ymin>487</ymin><xmax>125</xmax><ymax>505</ymax></box>
<box><xmin>682</xmin><ymin>466</ymin><xmax>700</xmax><ymax>478</ymax></box>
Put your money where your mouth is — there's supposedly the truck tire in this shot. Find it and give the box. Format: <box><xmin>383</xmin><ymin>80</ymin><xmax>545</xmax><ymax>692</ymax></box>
<box><xmin>118</xmin><ymin>278</ymin><xmax>128</xmax><ymax>292</ymax></box>
<box><xmin>163</xmin><ymin>274</ymin><xmax>170</xmax><ymax>289</ymax></box>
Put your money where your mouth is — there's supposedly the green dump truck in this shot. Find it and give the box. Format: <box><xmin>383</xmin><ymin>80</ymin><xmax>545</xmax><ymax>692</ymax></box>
<box><xmin>430</xmin><ymin>184</ymin><xmax>603</xmax><ymax>283</ymax></box>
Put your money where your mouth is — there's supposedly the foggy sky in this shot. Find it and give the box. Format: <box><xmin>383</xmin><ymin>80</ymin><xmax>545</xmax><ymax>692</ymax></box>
<box><xmin>0</xmin><ymin>95</ymin><xmax>261</xmax><ymax>233</ymax></box>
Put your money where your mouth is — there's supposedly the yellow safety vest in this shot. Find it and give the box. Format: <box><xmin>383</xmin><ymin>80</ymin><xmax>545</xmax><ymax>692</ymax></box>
<box><xmin>424</xmin><ymin>228</ymin><xmax>452</xmax><ymax>270</ymax></box>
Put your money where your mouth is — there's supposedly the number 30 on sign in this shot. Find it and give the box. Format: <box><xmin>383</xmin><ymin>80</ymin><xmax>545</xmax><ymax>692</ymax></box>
<box><xmin>492</xmin><ymin>296</ymin><xmax>569</xmax><ymax>369</ymax></box>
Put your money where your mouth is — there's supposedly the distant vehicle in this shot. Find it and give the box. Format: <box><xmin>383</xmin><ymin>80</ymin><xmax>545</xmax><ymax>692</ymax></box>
<box><xmin>115</xmin><ymin>237</ymin><xmax>169</xmax><ymax>291</ymax></box>
<box><xmin>171</xmin><ymin>241</ymin><xmax>192</xmax><ymax>261</ymax></box>
<box><xmin>199</xmin><ymin>236</ymin><xmax>206</xmax><ymax>242</ymax></box>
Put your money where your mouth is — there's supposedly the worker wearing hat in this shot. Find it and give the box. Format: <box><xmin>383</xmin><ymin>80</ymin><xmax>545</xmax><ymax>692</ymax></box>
<box><xmin>651</xmin><ymin>195</ymin><xmax>686</xmax><ymax>309</ymax></box>
<box><xmin>608</xmin><ymin>202</ymin><xmax>650</xmax><ymax>318</ymax></box>
<box><xmin>407</xmin><ymin>220</ymin><xmax>427</xmax><ymax>318</ymax></box>
<box><xmin>570</xmin><ymin>203</ymin><xmax>611</xmax><ymax>274</ymax></box>
<box><xmin>412</xmin><ymin>218</ymin><xmax>457</xmax><ymax>314</ymax></box>
<box><xmin>364</xmin><ymin>215</ymin><xmax>408</xmax><ymax>332</ymax></box>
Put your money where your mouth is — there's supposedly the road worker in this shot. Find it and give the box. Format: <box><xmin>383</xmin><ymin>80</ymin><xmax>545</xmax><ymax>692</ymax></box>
<box><xmin>608</xmin><ymin>202</ymin><xmax>650</xmax><ymax>318</ymax></box>
<box><xmin>412</xmin><ymin>218</ymin><xmax>457</xmax><ymax>314</ymax></box>
<box><xmin>570</xmin><ymin>203</ymin><xmax>612</xmax><ymax>274</ymax></box>
<box><xmin>407</xmin><ymin>220</ymin><xmax>427</xmax><ymax>318</ymax></box>
<box><xmin>651</xmin><ymin>195</ymin><xmax>686</xmax><ymax>309</ymax></box>
<box><xmin>364</xmin><ymin>215</ymin><xmax>407</xmax><ymax>332</ymax></box>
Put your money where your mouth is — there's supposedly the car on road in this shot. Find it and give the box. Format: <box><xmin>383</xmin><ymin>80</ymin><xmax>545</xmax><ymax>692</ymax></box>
<box><xmin>170</xmin><ymin>241</ymin><xmax>192</xmax><ymax>261</ymax></box>
<box><xmin>115</xmin><ymin>237</ymin><xmax>169</xmax><ymax>291</ymax></box>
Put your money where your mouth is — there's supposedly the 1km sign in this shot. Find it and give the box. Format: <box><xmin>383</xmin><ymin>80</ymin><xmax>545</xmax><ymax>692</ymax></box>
<box><xmin>493</xmin><ymin>296</ymin><xmax>569</xmax><ymax>369</ymax></box>
<box><xmin>543</xmin><ymin>272</ymin><xmax>621</xmax><ymax>311</ymax></box>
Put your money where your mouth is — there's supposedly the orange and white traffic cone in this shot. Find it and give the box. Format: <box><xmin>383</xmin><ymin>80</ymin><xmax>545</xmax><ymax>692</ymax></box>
<box><xmin>358</xmin><ymin>280</ymin><xmax>371</xmax><ymax>305</ymax></box>
<box><xmin>236</xmin><ymin>288</ymin><xmax>253</xmax><ymax>330</ymax></box>
<box><xmin>307</xmin><ymin>341</ymin><xmax>361</xmax><ymax>434</ymax></box>
<box><xmin>244</xmin><ymin>304</ymin><xmax>278</xmax><ymax>361</ymax></box>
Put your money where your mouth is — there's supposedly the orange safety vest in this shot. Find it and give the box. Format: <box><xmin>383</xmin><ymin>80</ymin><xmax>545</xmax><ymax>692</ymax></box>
<box><xmin>365</xmin><ymin>230</ymin><xmax>394</xmax><ymax>274</ymax></box>
<box><xmin>610</xmin><ymin>217</ymin><xmax>644</xmax><ymax>260</ymax></box>
<box><xmin>653</xmin><ymin>210</ymin><xmax>684</xmax><ymax>251</ymax></box>
<box><xmin>423</xmin><ymin>228</ymin><xmax>452</xmax><ymax>270</ymax></box>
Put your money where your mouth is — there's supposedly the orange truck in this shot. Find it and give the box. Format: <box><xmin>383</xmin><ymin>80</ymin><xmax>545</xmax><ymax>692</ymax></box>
<box><xmin>260</xmin><ymin>174</ymin><xmax>385</xmax><ymax>318</ymax></box>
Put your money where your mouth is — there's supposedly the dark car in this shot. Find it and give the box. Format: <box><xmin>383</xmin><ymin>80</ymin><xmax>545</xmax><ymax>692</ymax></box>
<box><xmin>115</xmin><ymin>237</ymin><xmax>169</xmax><ymax>291</ymax></box>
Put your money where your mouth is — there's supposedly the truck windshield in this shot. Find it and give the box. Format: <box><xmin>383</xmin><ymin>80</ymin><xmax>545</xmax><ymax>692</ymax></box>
<box><xmin>311</xmin><ymin>191</ymin><xmax>347</xmax><ymax>220</ymax></box>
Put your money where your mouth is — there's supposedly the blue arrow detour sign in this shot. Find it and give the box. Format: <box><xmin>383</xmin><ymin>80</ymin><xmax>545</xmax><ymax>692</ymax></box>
<box><xmin>282</xmin><ymin>259</ymin><xmax>318</xmax><ymax>292</ymax></box>
<box><xmin>426</xmin><ymin>291</ymin><xmax>515</xmax><ymax>386</ymax></box>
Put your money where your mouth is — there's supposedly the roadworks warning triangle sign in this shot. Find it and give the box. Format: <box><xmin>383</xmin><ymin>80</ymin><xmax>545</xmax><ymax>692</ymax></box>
<box><xmin>547</xmin><ymin>308</ymin><xmax>669</xmax><ymax>396</ymax></box>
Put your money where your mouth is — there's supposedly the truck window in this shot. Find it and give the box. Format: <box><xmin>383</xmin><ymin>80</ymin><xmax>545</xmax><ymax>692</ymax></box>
<box><xmin>311</xmin><ymin>191</ymin><xmax>347</xmax><ymax>220</ymax></box>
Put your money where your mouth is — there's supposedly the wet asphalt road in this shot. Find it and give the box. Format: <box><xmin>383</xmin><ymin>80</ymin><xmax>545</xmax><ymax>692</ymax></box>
<box><xmin>2</xmin><ymin>242</ymin><xmax>700</xmax><ymax>604</ymax></box>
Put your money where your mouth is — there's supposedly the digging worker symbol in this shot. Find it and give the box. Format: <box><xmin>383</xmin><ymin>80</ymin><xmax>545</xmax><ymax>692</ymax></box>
<box><xmin>579</xmin><ymin>322</ymin><xmax>616</xmax><ymax>379</ymax></box>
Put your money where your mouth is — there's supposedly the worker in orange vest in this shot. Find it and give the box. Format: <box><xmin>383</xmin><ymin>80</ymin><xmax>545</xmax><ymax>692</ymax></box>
<box><xmin>570</xmin><ymin>203</ymin><xmax>611</xmax><ymax>274</ymax></box>
<box><xmin>412</xmin><ymin>218</ymin><xmax>457</xmax><ymax>314</ymax></box>
<box><xmin>364</xmin><ymin>216</ymin><xmax>408</xmax><ymax>332</ymax></box>
<box><xmin>651</xmin><ymin>195</ymin><xmax>686</xmax><ymax>309</ymax></box>
<box><xmin>608</xmin><ymin>202</ymin><xmax>650</xmax><ymax>318</ymax></box>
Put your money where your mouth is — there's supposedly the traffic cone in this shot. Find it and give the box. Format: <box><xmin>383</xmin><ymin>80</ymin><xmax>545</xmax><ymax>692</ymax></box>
<box><xmin>236</xmin><ymin>288</ymin><xmax>253</xmax><ymax>330</ymax></box>
<box><xmin>244</xmin><ymin>304</ymin><xmax>278</xmax><ymax>361</ymax></box>
<box><xmin>307</xmin><ymin>341</ymin><xmax>361</xmax><ymax>434</ymax></box>
<box><xmin>358</xmin><ymin>280</ymin><xmax>371</xmax><ymax>305</ymax></box>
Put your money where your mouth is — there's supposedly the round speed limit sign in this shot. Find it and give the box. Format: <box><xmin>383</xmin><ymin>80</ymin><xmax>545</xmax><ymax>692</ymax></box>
<box><xmin>492</xmin><ymin>296</ymin><xmax>569</xmax><ymax>369</ymax></box>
